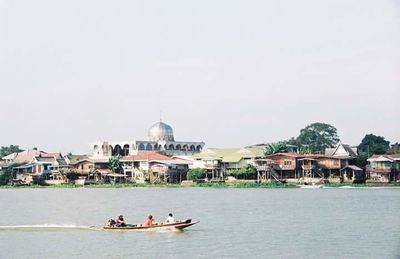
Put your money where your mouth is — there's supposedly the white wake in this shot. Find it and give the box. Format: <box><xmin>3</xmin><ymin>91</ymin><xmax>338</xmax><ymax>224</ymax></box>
<box><xmin>0</xmin><ymin>224</ymin><xmax>100</xmax><ymax>231</ymax></box>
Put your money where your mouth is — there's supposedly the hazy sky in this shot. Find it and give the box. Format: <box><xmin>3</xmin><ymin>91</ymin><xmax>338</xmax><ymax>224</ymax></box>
<box><xmin>0</xmin><ymin>0</ymin><xmax>399</xmax><ymax>153</ymax></box>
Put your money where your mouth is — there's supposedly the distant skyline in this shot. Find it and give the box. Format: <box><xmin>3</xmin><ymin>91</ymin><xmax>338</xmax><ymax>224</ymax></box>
<box><xmin>1</xmin><ymin>0</ymin><xmax>399</xmax><ymax>153</ymax></box>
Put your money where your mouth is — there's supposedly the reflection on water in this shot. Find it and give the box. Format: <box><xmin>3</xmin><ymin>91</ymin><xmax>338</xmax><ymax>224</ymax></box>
<box><xmin>0</xmin><ymin>188</ymin><xmax>399</xmax><ymax>258</ymax></box>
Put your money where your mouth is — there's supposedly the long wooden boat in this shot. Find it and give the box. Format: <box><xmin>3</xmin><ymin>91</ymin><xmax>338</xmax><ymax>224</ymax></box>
<box><xmin>103</xmin><ymin>219</ymin><xmax>198</xmax><ymax>231</ymax></box>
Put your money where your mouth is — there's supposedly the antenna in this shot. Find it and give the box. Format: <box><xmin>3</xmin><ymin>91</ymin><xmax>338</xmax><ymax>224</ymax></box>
<box><xmin>160</xmin><ymin>111</ymin><xmax>162</xmax><ymax>122</ymax></box>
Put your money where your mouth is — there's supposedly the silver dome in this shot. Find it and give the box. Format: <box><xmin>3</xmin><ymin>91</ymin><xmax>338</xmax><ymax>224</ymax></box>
<box><xmin>148</xmin><ymin>121</ymin><xmax>175</xmax><ymax>141</ymax></box>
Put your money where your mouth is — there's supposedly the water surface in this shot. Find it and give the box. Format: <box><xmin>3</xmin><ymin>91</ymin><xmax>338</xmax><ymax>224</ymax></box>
<box><xmin>0</xmin><ymin>188</ymin><xmax>399</xmax><ymax>258</ymax></box>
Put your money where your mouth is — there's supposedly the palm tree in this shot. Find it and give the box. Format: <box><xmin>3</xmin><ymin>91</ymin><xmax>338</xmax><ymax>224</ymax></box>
<box><xmin>264</xmin><ymin>142</ymin><xmax>288</xmax><ymax>155</ymax></box>
<box><xmin>108</xmin><ymin>155</ymin><xmax>123</xmax><ymax>174</ymax></box>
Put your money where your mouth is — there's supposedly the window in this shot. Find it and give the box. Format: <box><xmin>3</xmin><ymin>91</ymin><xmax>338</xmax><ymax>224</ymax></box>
<box><xmin>284</xmin><ymin>160</ymin><xmax>292</xmax><ymax>166</ymax></box>
<box><xmin>334</xmin><ymin>160</ymin><xmax>339</xmax><ymax>166</ymax></box>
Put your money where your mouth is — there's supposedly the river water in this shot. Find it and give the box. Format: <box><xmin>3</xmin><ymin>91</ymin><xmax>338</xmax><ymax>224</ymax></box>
<box><xmin>0</xmin><ymin>187</ymin><xmax>399</xmax><ymax>259</ymax></box>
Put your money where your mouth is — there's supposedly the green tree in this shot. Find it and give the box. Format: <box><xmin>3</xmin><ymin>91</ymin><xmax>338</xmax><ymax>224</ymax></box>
<box><xmin>356</xmin><ymin>153</ymin><xmax>369</xmax><ymax>168</ymax></box>
<box><xmin>187</xmin><ymin>168</ymin><xmax>206</xmax><ymax>180</ymax></box>
<box><xmin>358</xmin><ymin>134</ymin><xmax>390</xmax><ymax>155</ymax></box>
<box><xmin>388</xmin><ymin>142</ymin><xmax>400</xmax><ymax>154</ymax></box>
<box><xmin>286</xmin><ymin>137</ymin><xmax>299</xmax><ymax>146</ymax></box>
<box><xmin>299</xmin><ymin>146</ymin><xmax>312</xmax><ymax>154</ymax></box>
<box><xmin>226</xmin><ymin>164</ymin><xmax>257</xmax><ymax>179</ymax></box>
<box><xmin>296</xmin><ymin>122</ymin><xmax>339</xmax><ymax>153</ymax></box>
<box><xmin>0</xmin><ymin>145</ymin><xmax>23</xmax><ymax>158</ymax></box>
<box><xmin>108</xmin><ymin>155</ymin><xmax>123</xmax><ymax>173</ymax></box>
<box><xmin>0</xmin><ymin>165</ymin><xmax>16</xmax><ymax>185</ymax></box>
<box><xmin>264</xmin><ymin>141</ymin><xmax>288</xmax><ymax>155</ymax></box>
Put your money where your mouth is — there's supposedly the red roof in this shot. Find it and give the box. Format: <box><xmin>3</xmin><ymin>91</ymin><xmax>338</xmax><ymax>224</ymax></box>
<box><xmin>122</xmin><ymin>152</ymin><xmax>171</xmax><ymax>161</ymax></box>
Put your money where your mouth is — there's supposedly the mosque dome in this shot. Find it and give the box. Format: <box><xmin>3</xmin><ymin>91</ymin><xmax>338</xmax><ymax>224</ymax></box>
<box><xmin>148</xmin><ymin>121</ymin><xmax>175</xmax><ymax>142</ymax></box>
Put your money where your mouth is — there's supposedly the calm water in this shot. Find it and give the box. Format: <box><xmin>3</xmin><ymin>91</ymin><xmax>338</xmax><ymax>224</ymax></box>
<box><xmin>0</xmin><ymin>187</ymin><xmax>399</xmax><ymax>259</ymax></box>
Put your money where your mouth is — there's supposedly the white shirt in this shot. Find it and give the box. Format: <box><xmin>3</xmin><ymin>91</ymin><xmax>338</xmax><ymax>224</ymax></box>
<box><xmin>165</xmin><ymin>216</ymin><xmax>174</xmax><ymax>223</ymax></box>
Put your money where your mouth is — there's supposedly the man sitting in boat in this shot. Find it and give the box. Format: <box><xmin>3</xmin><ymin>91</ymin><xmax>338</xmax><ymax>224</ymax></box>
<box><xmin>165</xmin><ymin>213</ymin><xmax>174</xmax><ymax>223</ymax></box>
<box><xmin>115</xmin><ymin>215</ymin><xmax>126</xmax><ymax>227</ymax></box>
<box><xmin>144</xmin><ymin>215</ymin><xmax>154</xmax><ymax>226</ymax></box>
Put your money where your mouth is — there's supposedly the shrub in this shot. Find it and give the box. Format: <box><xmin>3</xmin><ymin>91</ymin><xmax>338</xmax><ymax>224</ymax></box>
<box><xmin>187</xmin><ymin>168</ymin><xmax>206</xmax><ymax>180</ymax></box>
<box><xmin>226</xmin><ymin>164</ymin><xmax>257</xmax><ymax>179</ymax></box>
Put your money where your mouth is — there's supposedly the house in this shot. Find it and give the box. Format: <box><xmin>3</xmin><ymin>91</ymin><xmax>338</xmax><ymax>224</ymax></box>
<box><xmin>325</xmin><ymin>141</ymin><xmax>358</xmax><ymax>168</ymax></box>
<box><xmin>264</xmin><ymin>153</ymin><xmax>361</xmax><ymax>183</ymax></box>
<box><xmin>1</xmin><ymin>150</ymin><xmax>47</xmax><ymax>168</ymax></box>
<box><xmin>14</xmin><ymin>153</ymin><xmax>68</xmax><ymax>184</ymax></box>
<box><xmin>121</xmin><ymin>152</ymin><xmax>190</xmax><ymax>183</ymax></box>
<box><xmin>0</xmin><ymin>153</ymin><xmax>18</xmax><ymax>169</ymax></box>
<box><xmin>367</xmin><ymin>154</ymin><xmax>400</xmax><ymax>182</ymax></box>
<box><xmin>193</xmin><ymin>147</ymin><xmax>265</xmax><ymax>179</ymax></box>
<box><xmin>340</xmin><ymin>165</ymin><xmax>365</xmax><ymax>183</ymax></box>
<box><xmin>68</xmin><ymin>157</ymin><xmax>111</xmax><ymax>184</ymax></box>
<box><xmin>264</xmin><ymin>153</ymin><xmax>302</xmax><ymax>179</ymax></box>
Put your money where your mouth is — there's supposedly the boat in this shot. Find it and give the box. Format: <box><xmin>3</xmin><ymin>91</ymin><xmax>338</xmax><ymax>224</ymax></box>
<box><xmin>103</xmin><ymin>219</ymin><xmax>198</xmax><ymax>231</ymax></box>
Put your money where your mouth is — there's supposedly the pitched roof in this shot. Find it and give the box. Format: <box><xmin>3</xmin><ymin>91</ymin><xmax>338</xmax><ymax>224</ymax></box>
<box><xmin>56</xmin><ymin>158</ymin><xmax>68</xmax><ymax>166</ymax></box>
<box><xmin>13</xmin><ymin>150</ymin><xmax>45</xmax><ymax>164</ymax></box>
<box><xmin>325</xmin><ymin>142</ymin><xmax>357</xmax><ymax>158</ymax></box>
<box><xmin>368</xmin><ymin>154</ymin><xmax>400</xmax><ymax>162</ymax></box>
<box><xmin>66</xmin><ymin>154</ymin><xmax>89</xmax><ymax>164</ymax></box>
<box><xmin>1</xmin><ymin>152</ymin><xmax>18</xmax><ymax>160</ymax></box>
<box><xmin>35</xmin><ymin>156</ymin><xmax>56</xmax><ymax>163</ymax></box>
<box><xmin>43</xmin><ymin>152</ymin><xmax>62</xmax><ymax>159</ymax></box>
<box><xmin>343</xmin><ymin>165</ymin><xmax>363</xmax><ymax>171</ymax></box>
<box><xmin>194</xmin><ymin>147</ymin><xmax>264</xmax><ymax>163</ymax></box>
<box><xmin>264</xmin><ymin>153</ymin><xmax>304</xmax><ymax>159</ymax></box>
<box><xmin>122</xmin><ymin>152</ymin><xmax>171</xmax><ymax>161</ymax></box>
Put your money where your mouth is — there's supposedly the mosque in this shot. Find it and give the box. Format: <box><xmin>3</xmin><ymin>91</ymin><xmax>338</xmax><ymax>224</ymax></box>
<box><xmin>90</xmin><ymin>120</ymin><xmax>205</xmax><ymax>158</ymax></box>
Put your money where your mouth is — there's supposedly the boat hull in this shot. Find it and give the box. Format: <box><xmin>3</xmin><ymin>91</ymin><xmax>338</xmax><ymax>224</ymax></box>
<box><xmin>103</xmin><ymin>220</ymin><xmax>198</xmax><ymax>231</ymax></box>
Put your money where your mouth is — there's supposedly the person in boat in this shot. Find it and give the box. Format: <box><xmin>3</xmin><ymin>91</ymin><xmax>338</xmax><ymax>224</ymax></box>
<box><xmin>165</xmin><ymin>213</ymin><xmax>174</xmax><ymax>224</ymax></box>
<box><xmin>108</xmin><ymin>218</ymin><xmax>116</xmax><ymax>227</ymax></box>
<box><xmin>115</xmin><ymin>215</ymin><xmax>126</xmax><ymax>227</ymax></box>
<box><xmin>144</xmin><ymin>215</ymin><xmax>154</xmax><ymax>226</ymax></box>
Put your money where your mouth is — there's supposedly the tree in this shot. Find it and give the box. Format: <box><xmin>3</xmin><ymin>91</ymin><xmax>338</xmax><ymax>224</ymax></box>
<box><xmin>0</xmin><ymin>145</ymin><xmax>23</xmax><ymax>158</ymax></box>
<box><xmin>296</xmin><ymin>122</ymin><xmax>339</xmax><ymax>153</ymax></box>
<box><xmin>264</xmin><ymin>141</ymin><xmax>288</xmax><ymax>155</ymax></box>
<box><xmin>358</xmin><ymin>134</ymin><xmax>390</xmax><ymax>155</ymax></box>
<box><xmin>299</xmin><ymin>146</ymin><xmax>312</xmax><ymax>154</ymax></box>
<box><xmin>388</xmin><ymin>142</ymin><xmax>400</xmax><ymax>154</ymax></box>
<box><xmin>108</xmin><ymin>155</ymin><xmax>123</xmax><ymax>173</ymax></box>
<box><xmin>226</xmin><ymin>164</ymin><xmax>257</xmax><ymax>179</ymax></box>
<box><xmin>0</xmin><ymin>164</ymin><xmax>18</xmax><ymax>185</ymax></box>
<box><xmin>187</xmin><ymin>168</ymin><xmax>206</xmax><ymax>180</ymax></box>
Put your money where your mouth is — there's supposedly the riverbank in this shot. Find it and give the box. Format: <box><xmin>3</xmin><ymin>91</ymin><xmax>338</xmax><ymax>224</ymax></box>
<box><xmin>1</xmin><ymin>182</ymin><xmax>400</xmax><ymax>189</ymax></box>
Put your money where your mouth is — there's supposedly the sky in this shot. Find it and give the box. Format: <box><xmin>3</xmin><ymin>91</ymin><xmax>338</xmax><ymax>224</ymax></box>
<box><xmin>0</xmin><ymin>0</ymin><xmax>399</xmax><ymax>154</ymax></box>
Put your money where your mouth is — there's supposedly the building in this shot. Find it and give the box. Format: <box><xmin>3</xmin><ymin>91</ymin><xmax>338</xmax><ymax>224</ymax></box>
<box><xmin>193</xmin><ymin>147</ymin><xmax>265</xmax><ymax>179</ymax></box>
<box><xmin>121</xmin><ymin>152</ymin><xmax>191</xmax><ymax>183</ymax></box>
<box><xmin>264</xmin><ymin>152</ymin><xmax>362</xmax><ymax>183</ymax></box>
<box><xmin>325</xmin><ymin>141</ymin><xmax>358</xmax><ymax>167</ymax></box>
<box><xmin>14</xmin><ymin>153</ymin><xmax>68</xmax><ymax>184</ymax></box>
<box><xmin>90</xmin><ymin>120</ymin><xmax>205</xmax><ymax>158</ymax></box>
<box><xmin>367</xmin><ymin>154</ymin><xmax>400</xmax><ymax>182</ymax></box>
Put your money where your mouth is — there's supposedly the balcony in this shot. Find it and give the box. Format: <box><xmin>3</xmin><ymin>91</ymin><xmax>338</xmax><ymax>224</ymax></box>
<box><xmin>204</xmin><ymin>164</ymin><xmax>219</xmax><ymax>169</ymax></box>
<box><xmin>256</xmin><ymin>165</ymin><xmax>270</xmax><ymax>171</ymax></box>
<box><xmin>368</xmin><ymin>168</ymin><xmax>392</xmax><ymax>174</ymax></box>
<box><xmin>301</xmin><ymin>165</ymin><xmax>316</xmax><ymax>170</ymax></box>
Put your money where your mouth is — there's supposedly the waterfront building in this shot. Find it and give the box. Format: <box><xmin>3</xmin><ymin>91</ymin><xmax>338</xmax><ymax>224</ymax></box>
<box><xmin>14</xmin><ymin>153</ymin><xmax>68</xmax><ymax>184</ymax></box>
<box><xmin>1</xmin><ymin>149</ymin><xmax>45</xmax><ymax>167</ymax></box>
<box><xmin>367</xmin><ymin>154</ymin><xmax>400</xmax><ymax>182</ymax></box>
<box><xmin>325</xmin><ymin>141</ymin><xmax>358</xmax><ymax>167</ymax></box>
<box><xmin>89</xmin><ymin>120</ymin><xmax>205</xmax><ymax>158</ymax></box>
<box><xmin>121</xmin><ymin>152</ymin><xmax>191</xmax><ymax>183</ymax></box>
<box><xmin>193</xmin><ymin>147</ymin><xmax>265</xmax><ymax>179</ymax></box>
<box><xmin>264</xmin><ymin>152</ymin><xmax>363</xmax><ymax>183</ymax></box>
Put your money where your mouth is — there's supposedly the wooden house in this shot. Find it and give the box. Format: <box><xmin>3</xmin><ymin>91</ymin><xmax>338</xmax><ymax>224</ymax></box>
<box><xmin>367</xmin><ymin>154</ymin><xmax>400</xmax><ymax>182</ymax></box>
